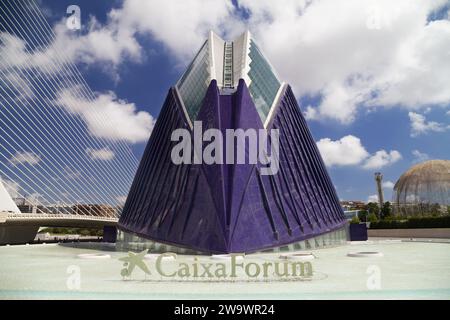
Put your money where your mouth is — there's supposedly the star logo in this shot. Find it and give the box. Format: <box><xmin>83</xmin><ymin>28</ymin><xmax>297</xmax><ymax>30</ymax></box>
<box><xmin>119</xmin><ymin>250</ymin><xmax>151</xmax><ymax>278</ymax></box>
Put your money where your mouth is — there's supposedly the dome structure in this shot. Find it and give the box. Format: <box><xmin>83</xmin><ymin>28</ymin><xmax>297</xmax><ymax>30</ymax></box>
<box><xmin>393</xmin><ymin>160</ymin><xmax>450</xmax><ymax>216</ymax></box>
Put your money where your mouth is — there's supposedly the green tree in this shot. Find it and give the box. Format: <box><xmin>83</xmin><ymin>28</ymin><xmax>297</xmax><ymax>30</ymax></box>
<box><xmin>381</xmin><ymin>201</ymin><xmax>392</xmax><ymax>219</ymax></box>
<box><xmin>367</xmin><ymin>202</ymin><xmax>380</xmax><ymax>215</ymax></box>
<box><xmin>367</xmin><ymin>212</ymin><xmax>378</xmax><ymax>223</ymax></box>
<box><xmin>430</xmin><ymin>203</ymin><xmax>441</xmax><ymax>216</ymax></box>
<box><xmin>79</xmin><ymin>229</ymin><xmax>91</xmax><ymax>236</ymax></box>
<box><xmin>358</xmin><ymin>210</ymin><xmax>368</xmax><ymax>222</ymax></box>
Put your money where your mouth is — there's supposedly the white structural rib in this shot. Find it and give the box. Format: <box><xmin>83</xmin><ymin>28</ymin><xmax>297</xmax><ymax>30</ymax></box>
<box><xmin>207</xmin><ymin>30</ymin><xmax>217</xmax><ymax>84</ymax></box>
<box><xmin>2</xmin><ymin>8</ymin><xmax>134</xmax><ymax>195</ymax></box>
<box><xmin>0</xmin><ymin>1</ymin><xmax>143</xmax><ymax>216</ymax></box>
<box><xmin>24</xmin><ymin>0</ymin><xmax>140</xmax><ymax>171</ymax></box>
<box><xmin>174</xmin><ymin>86</ymin><xmax>193</xmax><ymax>129</ymax></box>
<box><xmin>238</xmin><ymin>30</ymin><xmax>252</xmax><ymax>87</ymax></box>
<box><xmin>206</xmin><ymin>30</ymin><xmax>251</xmax><ymax>89</ymax></box>
<box><xmin>0</xmin><ymin>21</ymin><xmax>123</xmax><ymax>207</ymax></box>
<box><xmin>264</xmin><ymin>82</ymin><xmax>287</xmax><ymax>128</ymax></box>
<box><xmin>14</xmin><ymin>1</ymin><xmax>138</xmax><ymax>180</ymax></box>
<box><xmin>176</xmin><ymin>30</ymin><xmax>285</xmax><ymax>128</ymax></box>
<box><xmin>0</xmin><ymin>179</ymin><xmax>21</xmax><ymax>213</ymax></box>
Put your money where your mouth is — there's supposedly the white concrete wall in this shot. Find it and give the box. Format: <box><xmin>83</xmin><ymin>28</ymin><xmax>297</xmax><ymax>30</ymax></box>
<box><xmin>209</xmin><ymin>31</ymin><xmax>225</xmax><ymax>86</ymax></box>
<box><xmin>233</xmin><ymin>31</ymin><xmax>248</xmax><ymax>86</ymax></box>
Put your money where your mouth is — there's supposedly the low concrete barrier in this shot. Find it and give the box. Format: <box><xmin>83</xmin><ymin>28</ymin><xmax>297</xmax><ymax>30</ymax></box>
<box><xmin>368</xmin><ymin>228</ymin><xmax>450</xmax><ymax>239</ymax></box>
<box><xmin>0</xmin><ymin>225</ymin><xmax>40</xmax><ymax>244</ymax></box>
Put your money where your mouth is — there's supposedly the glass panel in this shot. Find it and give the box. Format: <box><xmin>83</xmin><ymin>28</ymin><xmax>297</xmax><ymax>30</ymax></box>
<box><xmin>177</xmin><ymin>40</ymin><xmax>210</xmax><ymax>121</ymax></box>
<box><xmin>117</xmin><ymin>226</ymin><xmax>349</xmax><ymax>254</ymax></box>
<box><xmin>247</xmin><ymin>40</ymin><xmax>281</xmax><ymax>123</ymax></box>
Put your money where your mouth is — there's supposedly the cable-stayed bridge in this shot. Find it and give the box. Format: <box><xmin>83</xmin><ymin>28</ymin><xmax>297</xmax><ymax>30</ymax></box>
<box><xmin>0</xmin><ymin>0</ymin><xmax>143</xmax><ymax>243</ymax></box>
<box><xmin>0</xmin><ymin>212</ymin><xmax>117</xmax><ymax>228</ymax></box>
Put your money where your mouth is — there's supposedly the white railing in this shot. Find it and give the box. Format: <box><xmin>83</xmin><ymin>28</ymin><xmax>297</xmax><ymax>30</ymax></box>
<box><xmin>1</xmin><ymin>212</ymin><xmax>118</xmax><ymax>222</ymax></box>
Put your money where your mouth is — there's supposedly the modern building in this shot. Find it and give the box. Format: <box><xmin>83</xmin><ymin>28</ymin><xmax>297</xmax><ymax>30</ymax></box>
<box><xmin>340</xmin><ymin>200</ymin><xmax>367</xmax><ymax>211</ymax></box>
<box><xmin>118</xmin><ymin>31</ymin><xmax>347</xmax><ymax>254</ymax></box>
<box><xmin>393</xmin><ymin>159</ymin><xmax>450</xmax><ymax>216</ymax></box>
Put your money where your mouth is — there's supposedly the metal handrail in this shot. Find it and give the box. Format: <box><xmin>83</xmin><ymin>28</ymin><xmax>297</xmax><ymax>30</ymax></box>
<box><xmin>2</xmin><ymin>212</ymin><xmax>118</xmax><ymax>221</ymax></box>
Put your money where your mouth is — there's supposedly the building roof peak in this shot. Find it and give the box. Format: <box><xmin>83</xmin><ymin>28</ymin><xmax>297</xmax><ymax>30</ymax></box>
<box><xmin>177</xmin><ymin>30</ymin><xmax>282</xmax><ymax>124</ymax></box>
<box><xmin>207</xmin><ymin>30</ymin><xmax>252</xmax><ymax>42</ymax></box>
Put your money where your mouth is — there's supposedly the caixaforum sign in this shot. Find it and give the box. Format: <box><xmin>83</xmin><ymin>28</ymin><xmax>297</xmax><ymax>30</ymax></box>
<box><xmin>119</xmin><ymin>251</ymin><xmax>316</xmax><ymax>282</ymax></box>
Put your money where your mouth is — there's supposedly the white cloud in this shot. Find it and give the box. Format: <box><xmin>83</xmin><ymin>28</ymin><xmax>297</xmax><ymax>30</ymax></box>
<box><xmin>5</xmin><ymin>0</ymin><xmax>446</xmax><ymax>124</ymax></box>
<box><xmin>114</xmin><ymin>0</ymin><xmax>242</xmax><ymax>63</ymax></box>
<box><xmin>54</xmin><ymin>16</ymin><xmax>142</xmax><ymax>67</ymax></box>
<box><xmin>0</xmin><ymin>34</ymin><xmax>36</xmax><ymax>103</ymax></box>
<box><xmin>382</xmin><ymin>180</ymin><xmax>395</xmax><ymax>189</ymax></box>
<box><xmin>56</xmin><ymin>89</ymin><xmax>155</xmax><ymax>143</ymax></box>
<box><xmin>423</xmin><ymin>107</ymin><xmax>432</xmax><ymax>114</ymax></box>
<box><xmin>94</xmin><ymin>0</ymin><xmax>450</xmax><ymax>122</ymax></box>
<box><xmin>1</xmin><ymin>178</ymin><xmax>21</xmax><ymax>198</ymax></box>
<box><xmin>86</xmin><ymin>147</ymin><xmax>115</xmax><ymax>161</ymax></box>
<box><xmin>303</xmin><ymin>105</ymin><xmax>318</xmax><ymax>120</ymax></box>
<box><xmin>362</xmin><ymin>150</ymin><xmax>402</xmax><ymax>169</ymax></box>
<box><xmin>240</xmin><ymin>0</ymin><xmax>450</xmax><ymax>123</ymax></box>
<box><xmin>26</xmin><ymin>192</ymin><xmax>44</xmax><ymax>205</ymax></box>
<box><xmin>0</xmin><ymin>70</ymin><xmax>35</xmax><ymax>103</ymax></box>
<box><xmin>317</xmin><ymin>135</ymin><xmax>401</xmax><ymax>169</ymax></box>
<box><xmin>9</xmin><ymin>151</ymin><xmax>41</xmax><ymax>166</ymax></box>
<box><xmin>0</xmin><ymin>15</ymin><xmax>141</xmax><ymax>76</ymax></box>
<box><xmin>316</xmin><ymin>135</ymin><xmax>369</xmax><ymax>167</ymax></box>
<box><xmin>367</xmin><ymin>194</ymin><xmax>379</xmax><ymax>203</ymax></box>
<box><xmin>0</xmin><ymin>31</ymin><xmax>153</xmax><ymax>145</ymax></box>
<box><xmin>4</xmin><ymin>0</ymin><xmax>450</xmax><ymax>133</ymax></box>
<box><xmin>0</xmin><ymin>33</ymin><xmax>29</xmax><ymax>70</ymax></box>
<box><xmin>1</xmin><ymin>0</ymin><xmax>240</xmax><ymax>74</ymax></box>
<box><xmin>116</xmin><ymin>195</ymin><xmax>128</xmax><ymax>205</ymax></box>
<box><xmin>408</xmin><ymin>112</ymin><xmax>449</xmax><ymax>137</ymax></box>
<box><xmin>412</xmin><ymin>149</ymin><xmax>430</xmax><ymax>163</ymax></box>
<box><xmin>63</xmin><ymin>166</ymin><xmax>82</xmax><ymax>180</ymax></box>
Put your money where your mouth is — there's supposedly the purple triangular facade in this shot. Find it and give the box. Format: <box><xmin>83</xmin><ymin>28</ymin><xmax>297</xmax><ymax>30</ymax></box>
<box><xmin>118</xmin><ymin>80</ymin><xmax>346</xmax><ymax>253</ymax></box>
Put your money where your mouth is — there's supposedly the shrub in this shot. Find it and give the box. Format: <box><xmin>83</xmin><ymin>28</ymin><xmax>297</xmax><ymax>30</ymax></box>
<box><xmin>79</xmin><ymin>229</ymin><xmax>91</xmax><ymax>236</ymax></box>
<box><xmin>367</xmin><ymin>212</ymin><xmax>378</xmax><ymax>223</ymax></box>
<box><xmin>350</xmin><ymin>216</ymin><xmax>360</xmax><ymax>224</ymax></box>
<box><xmin>370</xmin><ymin>216</ymin><xmax>450</xmax><ymax>229</ymax></box>
<box><xmin>370</xmin><ymin>220</ymin><xmax>407</xmax><ymax>229</ymax></box>
<box><xmin>408</xmin><ymin>216</ymin><xmax>450</xmax><ymax>228</ymax></box>
<box><xmin>41</xmin><ymin>227</ymin><xmax>102</xmax><ymax>236</ymax></box>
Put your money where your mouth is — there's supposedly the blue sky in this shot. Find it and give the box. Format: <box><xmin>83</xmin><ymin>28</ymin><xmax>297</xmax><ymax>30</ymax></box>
<box><xmin>44</xmin><ymin>0</ymin><xmax>450</xmax><ymax>202</ymax></box>
<box><xmin>1</xmin><ymin>0</ymin><xmax>449</xmax><ymax>204</ymax></box>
